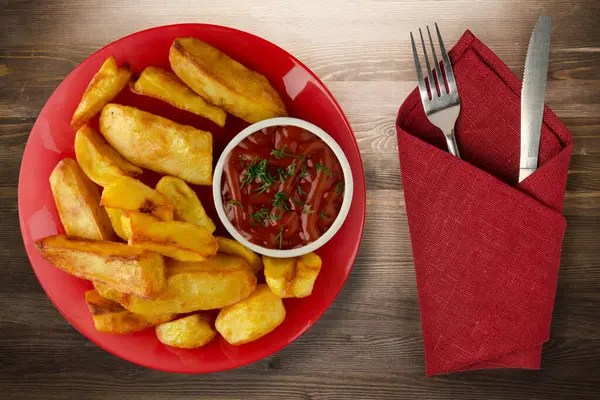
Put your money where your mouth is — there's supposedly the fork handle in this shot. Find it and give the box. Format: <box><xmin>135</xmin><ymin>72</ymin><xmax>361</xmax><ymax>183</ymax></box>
<box><xmin>444</xmin><ymin>129</ymin><xmax>460</xmax><ymax>158</ymax></box>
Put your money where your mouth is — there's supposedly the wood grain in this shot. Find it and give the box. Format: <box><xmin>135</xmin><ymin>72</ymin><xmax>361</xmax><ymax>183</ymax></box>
<box><xmin>1</xmin><ymin>0</ymin><xmax>600</xmax><ymax>399</ymax></box>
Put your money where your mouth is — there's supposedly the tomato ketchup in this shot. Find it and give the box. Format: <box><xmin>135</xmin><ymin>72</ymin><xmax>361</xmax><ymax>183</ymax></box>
<box><xmin>222</xmin><ymin>126</ymin><xmax>344</xmax><ymax>249</ymax></box>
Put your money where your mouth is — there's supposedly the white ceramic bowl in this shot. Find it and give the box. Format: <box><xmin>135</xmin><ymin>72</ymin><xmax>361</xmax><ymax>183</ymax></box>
<box><xmin>213</xmin><ymin>117</ymin><xmax>354</xmax><ymax>258</ymax></box>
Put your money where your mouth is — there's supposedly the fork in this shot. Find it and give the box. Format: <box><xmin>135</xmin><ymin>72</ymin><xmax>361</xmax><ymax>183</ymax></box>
<box><xmin>410</xmin><ymin>23</ymin><xmax>461</xmax><ymax>157</ymax></box>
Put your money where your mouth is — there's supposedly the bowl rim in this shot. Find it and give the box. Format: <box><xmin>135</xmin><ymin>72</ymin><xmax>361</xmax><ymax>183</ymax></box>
<box><xmin>212</xmin><ymin>117</ymin><xmax>354</xmax><ymax>258</ymax></box>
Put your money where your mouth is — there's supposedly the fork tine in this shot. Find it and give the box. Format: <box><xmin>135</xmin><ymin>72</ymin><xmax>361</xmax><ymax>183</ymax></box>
<box><xmin>418</xmin><ymin>28</ymin><xmax>436</xmax><ymax>98</ymax></box>
<box><xmin>427</xmin><ymin>25</ymin><xmax>445</xmax><ymax>94</ymax></box>
<box><xmin>410</xmin><ymin>31</ymin><xmax>430</xmax><ymax>103</ymax></box>
<box><xmin>435</xmin><ymin>23</ymin><xmax>458</xmax><ymax>94</ymax></box>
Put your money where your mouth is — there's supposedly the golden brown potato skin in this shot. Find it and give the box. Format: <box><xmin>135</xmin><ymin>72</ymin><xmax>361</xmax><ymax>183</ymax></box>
<box><xmin>124</xmin><ymin>212</ymin><xmax>218</xmax><ymax>262</ymax></box>
<box><xmin>35</xmin><ymin>235</ymin><xmax>166</xmax><ymax>299</ymax></box>
<box><xmin>93</xmin><ymin>281</ymin><xmax>124</xmax><ymax>303</ymax></box>
<box><xmin>263</xmin><ymin>252</ymin><xmax>322</xmax><ymax>298</ymax></box>
<box><xmin>74</xmin><ymin>125</ymin><xmax>142</xmax><ymax>186</ymax></box>
<box><xmin>216</xmin><ymin>236</ymin><xmax>262</xmax><ymax>275</ymax></box>
<box><xmin>131</xmin><ymin>66</ymin><xmax>226</xmax><ymax>127</ymax></box>
<box><xmin>155</xmin><ymin>176</ymin><xmax>216</xmax><ymax>233</ymax></box>
<box><xmin>49</xmin><ymin>158</ymin><xmax>115</xmax><ymax>241</ymax></box>
<box><xmin>155</xmin><ymin>314</ymin><xmax>217</xmax><ymax>348</ymax></box>
<box><xmin>215</xmin><ymin>284</ymin><xmax>286</xmax><ymax>345</ymax></box>
<box><xmin>85</xmin><ymin>290</ymin><xmax>174</xmax><ymax>334</ymax></box>
<box><xmin>99</xmin><ymin>104</ymin><xmax>213</xmax><ymax>185</ymax></box>
<box><xmin>71</xmin><ymin>56</ymin><xmax>131</xmax><ymax>130</ymax></box>
<box><xmin>169</xmin><ymin>38</ymin><xmax>287</xmax><ymax>124</ymax></box>
<box><xmin>105</xmin><ymin>207</ymin><xmax>129</xmax><ymax>241</ymax></box>
<box><xmin>120</xmin><ymin>254</ymin><xmax>257</xmax><ymax>315</ymax></box>
<box><xmin>100</xmin><ymin>176</ymin><xmax>174</xmax><ymax>221</ymax></box>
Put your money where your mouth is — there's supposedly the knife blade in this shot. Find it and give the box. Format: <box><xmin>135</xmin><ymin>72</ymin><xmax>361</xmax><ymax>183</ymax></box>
<box><xmin>519</xmin><ymin>16</ymin><xmax>551</xmax><ymax>183</ymax></box>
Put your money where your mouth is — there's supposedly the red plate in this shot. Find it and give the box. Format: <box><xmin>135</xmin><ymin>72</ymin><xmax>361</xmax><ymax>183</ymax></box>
<box><xmin>18</xmin><ymin>24</ymin><xmax>366</xmax><ymax>373</ymax></box>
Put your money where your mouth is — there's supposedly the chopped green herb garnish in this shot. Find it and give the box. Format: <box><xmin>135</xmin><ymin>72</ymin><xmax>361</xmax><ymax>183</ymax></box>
<box><xmin>293</xmin><ymin>198</ymin><xmax>305</xmax><ymax>206</ymax></box>
<box><xmin>251</xmin><ymin>159</ymin><xmax>276</xmax><ymax>195</ymax></box>
<box><xmin>269</xmin><ymin>213</ymin><xmax>282</xmax><ymax>221</ymax></box>
<box><xmin>302</xmin><ymin>204</ymin><xmax>316</xmax><ymax>214</ymax></box>
<box><xmin>288</xmin><ymin>161</ymin><xmax>296</xmax><ymax>176</ymax></box>
<box><xmin>315</xmin><ymin>163</ymin><xmax>331</xmax><ymax>176</ymax></box>
<box><xmin>277</xmin><ymin>168</ymin><xmax>287</xmax><ymax>182</ymax></box>
<box><xmin>243</xmin><ymin>158</ymin><xmax>275</xmax><ymax>195</ymax></box>
<box><xmin>275</xmin><ymin>226</ymin><xmax>284</xmax><ymax>249</ymax></box>
<box><xmin>271</xmin><ymin>192</ymin><xmax>290</xmax><ymax>211</ymax></box>
<box><xmin>253</xmin><ymin>182</ymin><xmax>272</xmax><ymax>195</ymax></box>
<box><xmin>334</xmin><ymin>182</ymin><xmax>344</xmax><ymax>195</ymax></box>
<box><xmin>297</xmin><ymin>184</ymin><xmax>307</xmax><ymax>197</ymax></box>
<box><xmin>320</xmin><ymin>209</ymin><xmax>326</xmax><ymax>220</ymax></box>
<box><xmin>241</xmin><ymin>158</ymin><xmax>258</xmax><ymax>186</ymax></box>
<box><xmin>270</xmin><ymin>145</ymin><xmax>297</xmax><ymax>160</ymax></box>
<box><xmin>228</xmin><ymin>200</ymin><xmax>242</xmax><ymax>207</ymax></box>
<box><xmin>299</xmin><ymin>163</ymin><xmax>308</xmax><ymax>178</ymax></box>
<box><xmin>250</xmin><ymin>208</ymin><xmax>270</xmax><ymax>225</ymax></box>
<box><xmin>257</xmin><ymin>159</ymin><xmax>269</xmax><ymax>176</ymax></box>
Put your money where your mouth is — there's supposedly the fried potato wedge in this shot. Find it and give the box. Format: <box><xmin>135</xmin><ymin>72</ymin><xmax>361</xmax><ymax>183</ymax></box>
<box><xmin>262</xmin><ymin>256</ymin><xmax>296</xmax><ymax>297</ymax></box>
<box><xmin>215</xmin><ymin>284</ymin><xmax>286</xmax><ymax>345</ymax></box>
<box><xmin>101</xmin><ymin>176</ymin><xmax>173</xmax><ymax>221</ymax></box>
<box><xmin>155</xmin><ymin>314</ymin><xmax>217</xmax><ymax>348</ymax></box>
<box><xmin>75</xmin><ymin>125</ymin><xmax>142</xmax><ymax>186</ymax></box>
<box><xmin>123</xmin><ymin>212</ymin><xmax>217</xmax><ymax>262</ymax></box>
<box><xmin>49</xmin><ymin>158</ymin><xmax>115</xmax><ymax>241</ymax></box>
<box><xmin>263</xmin><ymin>252</ymin><xmax>322</xmax><ymax>298</ymax></box>
<box><xmin>155</xmin><ymin>176</ymin><xmax>216</xmax><ymax>233</ymax></box>
<box><xmin>93</xmin><ymin>281</ymin><xmax>124</xmax><ymax>303</ymax></box>
<box><xmin>85</xmin><ymin>290</ymin><xmax>174</xmax><ymax>334</ymax></box>
<box><xmin>35</xmin><ymin>235</ymin><xmax>166</xmax><ymax>299</ymax></box>
<box><xmin>216</xmin><ymin>236</ymin><xmax>262</xmax><ymax>275</ymax></box>
<box><xmin>131</xmin><ymin>66</ymin><xmax>226</xmax><ymax>127</ymax></box>
<box><xmin>120</xmin><ymin>254</ymin><xmax>257</xmax><ymax>315</ymax></box>
<box><xmin>71</xmin><ymin>56</ymin><xmax>131</xmax><ymax>130</ymax></box>
<box><xmin>105</xmin><ymin>207</ymin><xmax>129</xmax><ymax>241</ymax></box>
<box><xmin>100</xmin><ymin>104</ymin><xmax>213</xmax><ymax>185</ymax></box>
<box><xmin>169</xmin><ymin>37</ymin><xmax>287</xmax><ymax>124</ymax></box>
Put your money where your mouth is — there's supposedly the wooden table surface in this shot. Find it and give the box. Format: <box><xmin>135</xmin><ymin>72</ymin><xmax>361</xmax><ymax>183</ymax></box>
<box><xmin>1</xmin><ymin>0</ymin><xmax>599</xmax><ymax>399</ymax></box>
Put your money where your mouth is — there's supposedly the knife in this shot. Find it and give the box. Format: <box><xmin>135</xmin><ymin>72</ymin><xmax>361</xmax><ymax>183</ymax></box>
<box><xmin>519</xmin><ymin>16</ymin><xmax>551</xmax><ymax>183</ymax></box>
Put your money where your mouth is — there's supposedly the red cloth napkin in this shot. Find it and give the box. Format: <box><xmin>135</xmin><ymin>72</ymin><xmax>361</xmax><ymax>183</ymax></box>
<box><xmin>396</xmin><ymin>30</ymin><xmax>572</xmax><ymax>376</ymax></box>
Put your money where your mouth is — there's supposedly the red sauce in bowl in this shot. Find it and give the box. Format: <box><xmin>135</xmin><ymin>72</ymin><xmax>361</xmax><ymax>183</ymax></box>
<box><xmin>222</xmin><ymin>126</ymin><xmax>345</xmax><ymax>250</ymax></box>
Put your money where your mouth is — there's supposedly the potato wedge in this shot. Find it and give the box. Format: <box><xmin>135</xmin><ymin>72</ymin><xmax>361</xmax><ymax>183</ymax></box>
<box><xmin>35</xmin><ymin>235</ymin><xmax>165</xmax><ymax>299</ymax></box>
<box><xmin>216</xmin><ymin>236</ymin><xmax>262</xmax><ymax>275</ymax></box>
<box><xmin>101</xmin><ymin>176</ymin><xmax>173</xmax><ymax>221</ymax></box>
<box><xmin>155</xmin><ymin>176</ymin><xmax>215</xmax><ymax>233</ymax></box>
<box><xmin>169</xmin><ymin>37</ymin><xmax>287</xmax><ymax>124</ymax></box>
<box><xmin>100</xmin><ymin>104</ymin><xmax>212</xmax><ymax>185</ymax></box>
<box><xmin>131</xmin><ymin>66</ymin><xmax>226</xmax><ymax>127</ymax></box>
<box><xmin>74</xmin><ymin>125</ymin><xmax>142</xmax><ymax>186</ymax></box>
<box><xmin>155</xmin><ymin>314</ymin><xmax>217</xmax><ymax>348</ymax></box>
<box><xmin>123</xmin><ymin>212</ymin><xmax>217</xmax><ymax>262</ymax></box>
<box><xmin>93</xmin><ymin>281</ymin><xmax>124</xmax><ymax>303</ymax></box>
<box><xmin>120</xmin><ymin>254</ymin><xmax>257</xmax><ymax>315</ymax></box>
<box><xmin>215</xmin><ymin>284</ymin><xmax>286</xmax><ymax>345</ymax></box>
<box><xmin>49</xmin><ymin>158</ymin><xmax>115</xmax><ymax>241</ymax></box>
<box><xmin>263</xmin><ymin>252</ymin><xmax>322</xmax><ymax>298</ymax></box>
<box><xmin>85</xmin><ymin>290</ymin><xmax>174</xmax><ymax>334</ymax></box>
<box><xmin>105</xmin><ymin>207</ymin><xmax>129</xmax><ymax>241</ymax></box>
<box><xmin>262</xmin><ymin>256</ymin><xmax>296</xmax><ymax>298</ymax></box>
<box><xmin>71</xmin><ymin>56</ymin><xmax>131</xmax><ymax>130</ymax></box>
